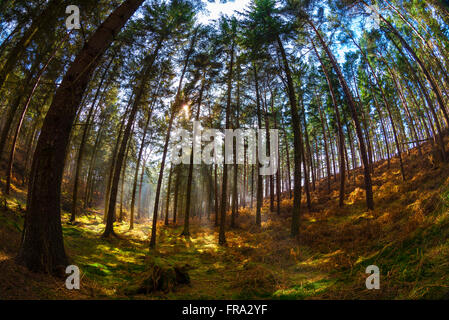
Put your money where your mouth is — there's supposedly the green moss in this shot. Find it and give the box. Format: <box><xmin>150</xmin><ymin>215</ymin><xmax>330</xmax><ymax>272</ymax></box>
<box><xmin>273</xmin><ymin>279</ymin><xmax>334</xmax><ymax>300</ymax></box>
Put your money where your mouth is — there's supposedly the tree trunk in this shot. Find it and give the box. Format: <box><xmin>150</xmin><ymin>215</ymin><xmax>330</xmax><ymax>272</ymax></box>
<box><xmin>212</xmin><ymin>164</ymin><xmax>219</xmax><ymax>226</ymax></box>
<box><xmin>231</xmin><ymin>76</ymin><xmax>240</xmax><ymax>227</ymax></box>
<box><xmin>119</xmin><ymin>138</ymin><xmax>132</xmax><ymax>222</ymax></box>
<box><xmin>0</xmin><ymin>60</ymin><xmax>40</xmax><ymax>159</ymax></box>
<box><xmin>137</xmin><ymin>158</ymin><xmax>147</xmax><ymax>220</ymax></box>
<box><xmin>164</xmin><ymin>165</ymin><xmax>173</xmax><ymax>226</ymax></box>
<box><xmin>363</xmin><ymin>52</ymin><xmax>406</xmax><ymax>180</ymax></box>
<box><xmin>17</xmin><ymin>0</ymin><xmax>144</xmax><ymax>273</ymax></box>
<box><xmin>271</xmin><ymin>108</ymin><xmax>282</xmax><ymax>215</ymax></box>
<box><xmin>299</xmin><ymin>100</ymin><xmax>311</xmax><ymax>210</ymax></box>
<box><xmin>309</xmin><ymin>19</ymin><xmax>374</xmax><ymax>210</ymax></box>
<box><xmin>312</xmin><ymin>41</ymin><xmax>346</xmax><ymax>206</ymax></box>
<box><xmin>183</xmin><ymin>74</ymin><xmax>206</xmax><ymax>236</ymax></box>
<box><xmin>4</xmin><ymin>35</ymin><xmax>65</xmax><ymax>194</ymax></box>
<box><xmin>389</xmin><ymin>35</ymin><xmax>447</xmax><ymax>160</ymax></box>
<box><xmin>316</xmin><ymin>93</ymin><xmax>331</xmax><ymax>193</ymax></box>
<box><xmin>71</xmin><ymin>66</ymin><xmax>112</xmax><ymax>221</ymax></box>
<box><xmin>219</xmin><ymin>40</ymin><xmax>235</xmax><ymax>245</ymax></box>
<box><xmin>149</xmin><ymin>108</ymin><xmax>176</xmax><ymax>248</ymax></box>
<box><xmin>281</xmin><ymin>121</ymin><xmax>293</xmax><ymax>197</ymax></box>
<box><xmin>84</xmin><ymin>112</ymin><xmax>108</xmax><ymax>209</ymax></box>
<box><xmin>104</xmin><ymin>109</ymin><xmax>127</xmax><ymax>221</ymax></box>
<box><xmin>130</xmin><ymin>102</ymin><xmax>154</xmax><ymax>229</ymax></box>
<box><xmin>173</xmin><ymin>166</ymin><xmax>180</xmax><ymax>225</ymax></box>
<box><xmin>262</xmin><ymin>95</ymin><xmax>274</xmax><ymax>213</ymax></box>
<box><xmin>253</xmin><ymin>64</ymin><xmax>263</xmax><ymax>228</ymax></box>
<box><xmin>104</xmin><ymin>38</ymin><xmax>163</xmax><ymax>236</ymax></box>
<box><xmin>277</xmin><ymin>36</ymin><xmax>305</xmax><ymax>236</ymax></box>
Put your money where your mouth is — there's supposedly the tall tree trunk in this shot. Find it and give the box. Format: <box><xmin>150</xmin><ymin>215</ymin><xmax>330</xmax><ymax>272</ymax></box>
<box><xmin>150</xmin><ymin>31</ymin><xmax>194</xmax><ymax>247</ymax></box>
<box><xmin>387</xmin><ymin>63</ymin><xmax>422</xmax><ymax>156</ymax></box>
<box><xmin>0</xmin><ymin>59</ymin><xmax>40</xmax><ymax>158</ymax></box>
<box><xmin>173</xmin><ymin>166</ymin><xmax>180</xmax><ymax>225</ymax></box>
<box><xmin>277</xmin><ymin>36</ymin><xmax>305</xmax><ymax>236</ymax></box>
<box><xmin>302</xmin><ymin>149</ymin><xmax>311</xmax><ymax>211</ymax></box>
<box><xmin>219</xmin><ymin>40</ymin><xmax>235</xmax><ymax>245</ymax></box>
<box><xmin>231</xmin><ymin>76</ymin><xmax>240</xmax><ymax>227</ymax></box>
<box><xmin>309</xmin><ymin>19</ymin><xmax>374</xmax><ymax>210</ymax></box>
<box><xmin>149</xmin><ymin>108</ymin><xmax>175</xmax><ymax>248</ymax></box>
<box><xmin>281</xmin><ymin>120</ymin><xmax>293</xmax><ymax>197</ymax></box>
<box><xmin>17</xmin><ymin>0</ymin><xmax>145</xmax><ymax>273</ymax></box>
<box><xmin>271</xmin><ymin>107</ymin><xmax>282</xmax><ymax>215</ymax></box>
<box><xmin>71</xmin><ymin>55</ymin><xmax>114</xmax><ymax>222</ymax></box>
<box><xmin>346</xmin><ymin>30</ymin><xmax>402</xmax><ymax>176</ymax></box>
<box><xmin>183</xmin><ymin>74</ymin><xmax>206</xmax><ymax>236</ymax></box>
<box><xmin>312</xmin><ymin>41</ymin><xmax>346</xmax><ymax>206</ymax></box>
<box><xmin>22</xmin><ymin>111</ymin><xmax>41</xmax><ymax>186</ymax></box>
<box><xmin>164</xmin><ymin>165</ymin><xmax>173</xmax><ymax>226</ymax></box>
<box><xmin>4</xmin><ymin>34</ymin><xmax>66</xmax><ymax>194</ymax></box>
<box><xmin>104</xmin><ymin>48</ymin><xmax>161</xmax><ymax>236</ymax></box>
<box><xmin>266</xmin><ymin>115</ymin><xmax>274</xmax><ymax>213</ymax></box>
<box><xmin>104</xmin><ymin>108</ymin><xmax>128</xmax><ymax>221</ymax></box>
<box><xmin>250</xmin><ymin>163</ymin><xmax>254</xmax><ymax>209</ymax></box>
<box><xmin>389</xmin><ymin>34</ymin><xmax>448</xmax><ymax>160</ymax></box>
<box><xmin>214</xmin><ymin>164</ymin><xmax>219</xmax><ymax>226</ymax></box>
<box><xmin>119</xmin><ymin>138</ymin><xmax>132</xmax><ymax>222</ymax></box>
<box><xmin>365</xmin><ymin>70</ymin><xmax>391</xmax><ymax>168</ymax></box>
<box><xmin>253</xmin><ymin>64</ymin><xmax>263</xmax><ymax>228</ymax></box>
<box><xmin>130</xmin><ymin>116</ymin><xmax>152</xmax><ymax>229</ymax></box>
<box><xmin>316</xmin><ymin>93</ymin><xmax>331</xmax><ymax>193</ymax></box>
<box><xmin>137</xmin><ymin>158</ymin><xmax>146</xmax><ymax>221</ymax></box>
<box><xmin>353</xmin><ymin>76</ymin><xmax>375</xmax><ymax>174</ymax></box>
<box><xmin>84</xmin><ymin>111</ymin><xmax>108</xmax><ymax>209</ymax></box>
<box><xmin>365</xmin><ymin>54</ymin><xmax>406</xmax><ymax>180</ymax></box>
<box><xmin>298</xmin><ymin>100</ymin><xmax>311</xmax><ymax>210</ymax></box>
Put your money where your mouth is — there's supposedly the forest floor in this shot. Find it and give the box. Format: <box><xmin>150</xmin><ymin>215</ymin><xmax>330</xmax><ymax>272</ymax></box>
<box><xmin>1</xmin><ymin>139</ymin><xmax>449</xmax><ymax>300</ymax></box>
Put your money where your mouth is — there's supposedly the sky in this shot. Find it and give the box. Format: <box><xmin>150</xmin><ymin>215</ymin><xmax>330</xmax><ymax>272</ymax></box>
<box><xmin>198</xmin><ymin>0</ymin><xmax>252</xmax><ymax>24</ymax></box>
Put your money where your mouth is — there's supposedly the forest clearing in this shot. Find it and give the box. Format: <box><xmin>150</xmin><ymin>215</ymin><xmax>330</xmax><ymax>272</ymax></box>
<box><xmin>1</xmin><ymin>0</ymin><xmax>449</xmax><ymax>301</ymax></box>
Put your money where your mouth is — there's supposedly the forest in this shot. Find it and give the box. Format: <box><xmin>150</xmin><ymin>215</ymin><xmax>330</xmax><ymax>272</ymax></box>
<box><xmin>1</xmin><ymin>0</ymin><xmax>449</xmax><ymax>300</ymax></box>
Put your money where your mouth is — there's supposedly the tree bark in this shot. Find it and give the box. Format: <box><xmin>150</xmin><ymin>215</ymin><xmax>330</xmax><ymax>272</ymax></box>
<box><xmin>17</xmin><ymin>0</ymin><xmax>145</xmax><ymax>273</ymax></box>
<box><xmin>231</xmin><ymin>76</ymin><xmax>240</xmax><ymax>227</ymax></box>
<box><xmin>4</xmin><ymin>34</ymin><xmax>66</xmax><ymax>195</ymax></box>
<box><xmin>164</xmin><ymin>165</ymin><xmax>173</xmax><ymax>226</ymax></box>
<box><xmin>173</xmin><ymin>166</ymin><xmax>180</xmax><ymax>225</ymax></box>
<box><xmin>71</xmin><ymin>55</ymin><xmax>114</xmax><ymax>222</ymax></box>
<box><xmin>183</xmin><ymin>74</ymin><xmax>206</xmax><ymax>236</ymax></box>
<box><xmin>309</xmin><ymin>19</ymin><xmax>374</xmax><ymax>210</ymax></box>
<box><xmin>312</xmin><ymin>41</ymin><xmax>346</xmax><ymax>206</ymax></box>
<box><xmin>253</xmin><ymin>64</ymin><xmax>263</xmax><ymax>228</ymax></box>
<box><xmin>219</xmin><ymin>40</ymin><xmax>235</xmax><ymax>245</ymax></box>
<box><xmin>150</xmin><ymin>30</ymin><xmax>195</xmax><ymax>248</ymax></box>
<box><xmin>214</xmin><ymin>164</ymin><xmax>219</xmax><ymax>226</ymax></box>
<box><xmin>137</xmin><ymin>158</ymin><xmax>146</xmax><ymax>220</ymax></box>
<box><xmin>277</xmin><ymin>36</ymin><xmax>305</xmax><ymax>236</ymax></box>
